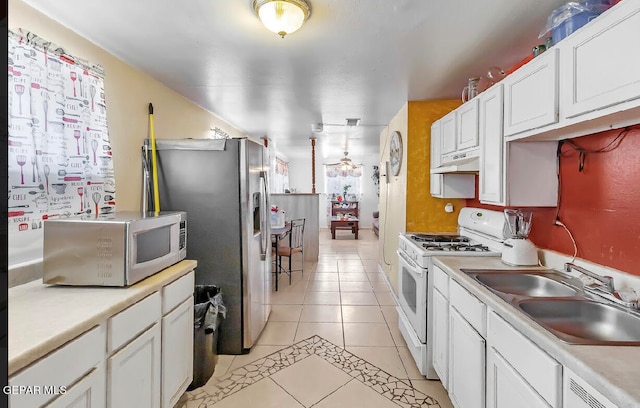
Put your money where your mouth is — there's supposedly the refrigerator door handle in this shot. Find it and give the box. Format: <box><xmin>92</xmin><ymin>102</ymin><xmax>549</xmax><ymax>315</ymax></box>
<box><xmin>259</xmin><ymin>171</ymin><xmax>269</xmax><ymax>261</ymax></box>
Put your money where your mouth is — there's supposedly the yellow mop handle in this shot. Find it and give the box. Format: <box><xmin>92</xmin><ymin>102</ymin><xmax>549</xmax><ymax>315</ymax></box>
<box><xmin>149</xmin><ymin>103</ymin><xmax>160</xmax><ymax>212</ymax></box>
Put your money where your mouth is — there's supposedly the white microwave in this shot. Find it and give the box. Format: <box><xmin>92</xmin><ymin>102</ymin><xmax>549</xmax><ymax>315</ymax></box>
<box><xmin>43</xmin><ymin>211</ymin><xmax>187</xmax><ymax>286</ymax></box>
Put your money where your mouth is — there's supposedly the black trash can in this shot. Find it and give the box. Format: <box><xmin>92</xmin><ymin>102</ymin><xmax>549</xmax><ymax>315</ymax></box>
<box><xmin>188</xmin><ymin>285</ymin><xmax>226</xmax><ymax>390</ymax></box>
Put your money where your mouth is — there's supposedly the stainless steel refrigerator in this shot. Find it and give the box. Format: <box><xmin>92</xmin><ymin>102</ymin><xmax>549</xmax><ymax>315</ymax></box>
<box><xmin>153</xmin><ymin>138</ymin><xmax>271</xmax><ymax>354</ymax></box>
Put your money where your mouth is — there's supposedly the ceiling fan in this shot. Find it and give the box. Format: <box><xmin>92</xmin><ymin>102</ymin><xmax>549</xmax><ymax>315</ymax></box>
<box><xmin>326</xmin><ymin>151</ymin><xmax>358</xmax><ymax>169</ymax></box>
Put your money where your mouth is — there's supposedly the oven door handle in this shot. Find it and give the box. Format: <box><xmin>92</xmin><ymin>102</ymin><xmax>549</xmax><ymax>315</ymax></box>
<box><xmin>397</xmin><ymin>250</ymin><xmax>419</xmax><ymax>271</ymax></box>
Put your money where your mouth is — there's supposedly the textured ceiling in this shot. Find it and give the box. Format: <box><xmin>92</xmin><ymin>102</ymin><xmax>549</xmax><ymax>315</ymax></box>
<box><xmin>21</xmin><ymin>0</ymin><xmax>567</xmax><ymax>162</ymax></box>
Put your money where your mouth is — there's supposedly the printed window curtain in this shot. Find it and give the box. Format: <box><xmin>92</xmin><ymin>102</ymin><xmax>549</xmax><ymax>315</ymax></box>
<box><xmin>273</xmin><ymin>157</ymin><xmax>289</xmax><ymax>193</ymax></box>
<box><xmin>324</xmin><ymin>163</ymin><xmax>363</xmax><ymax>199</ymax></box>
<box><xmin>8</xmin><ymin>29</ymin><xmax>117</xmax><ymax>267</ymax></box>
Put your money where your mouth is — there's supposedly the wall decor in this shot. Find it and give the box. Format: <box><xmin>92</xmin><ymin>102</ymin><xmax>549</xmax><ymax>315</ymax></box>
<box><xmin>8</xmin><ymin>29</ymin><xmax>116</xmax><ymax>267</ymax></box>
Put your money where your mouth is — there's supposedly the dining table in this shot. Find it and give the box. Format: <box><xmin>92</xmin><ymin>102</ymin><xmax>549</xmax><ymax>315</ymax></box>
<box><xmin>271</xmin><ymin>222</ymin><xmax>290</xmax><ymax>291</ymax></box>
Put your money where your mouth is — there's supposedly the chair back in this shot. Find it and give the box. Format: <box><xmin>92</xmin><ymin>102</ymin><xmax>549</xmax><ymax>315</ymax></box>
<box><xmin>289</xmin><ymin>218</ymin><xmax>305</xmax><ymax>249</ymax></box>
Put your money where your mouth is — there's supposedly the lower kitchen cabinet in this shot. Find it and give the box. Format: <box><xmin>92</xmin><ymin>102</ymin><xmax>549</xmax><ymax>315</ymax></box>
<box><xmin>432</xmin><ymin>288</ymin><xmax>449</xmax><ymax>388</ymax></box>
<box><xmin>46</xmin><ymin>365</ymin><xmax>106</xmax><ymax>408</ymax></box>
<box><xmin>108</xmin><ymin>322</ymin><xmax>162</xmax><ymax>408</ymax></box>
<box><xmin>162</xmin><ymin>297</ymin><xmax>194</xmax><ymax>407</ymax></box>
<box><xmin>449</xmin><ymin>307</ymin><xmax>486</xmax><ymax>408</ymax></box>
<box><xmin>8</xmin><ymin>265</ymin><xmax>196</xmax><ymax>408</ymax></box>
<box><xmin>486</xmin><ymin>347</ymin><xmax>550</xmax><ymax>408</ymax></box>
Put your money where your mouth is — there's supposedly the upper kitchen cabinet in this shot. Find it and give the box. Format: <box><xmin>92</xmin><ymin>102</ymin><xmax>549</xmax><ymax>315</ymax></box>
<box><xmin>440</xmin><ymin>110</ymin><xmax>457</xmax><ymax>157</ymax></box>
<box><xmin>503</xmin><ymin>49</ymin><xmax>559</xmax><ymax>138</ymax></box>
<box><xmin>457</xmin><ymin>98</ymin><xmax>480</xmax><ymax>151</ymax></box>
<box><xmin>506</xmin><ymin>0</ymin><xmax>640</xmax><ymax>141</ymax></box>
<box><xmin>430</xmin><ymin>115</ymin><xmax>475</xmax><ymax>199</ymax></box>
<box><xmin>479</xmin><ymin>84</ymin><xmax>558</xmax><ymax>207</ymax></box>
<box><xmin>560</xmin><ymin>0</ymin><xmax>640</xmax><ymax>120</ymax></box>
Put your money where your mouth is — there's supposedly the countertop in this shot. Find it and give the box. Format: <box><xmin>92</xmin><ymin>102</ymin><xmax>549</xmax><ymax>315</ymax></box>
<box><xmin>8</xmin><ymin>259</ymin><xmax>197</xmax><ymax>376</ymax></box>
<box><xmin>432</xmin><ymin>256</ymin><xmax>640</xmax><ymax>408</ymax></box>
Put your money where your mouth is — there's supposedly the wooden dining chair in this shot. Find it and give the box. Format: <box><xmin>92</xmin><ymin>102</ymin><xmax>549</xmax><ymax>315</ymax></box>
<box><xmin>276</xmin><ymin>218</ymin><xmax>305</xmax><ymax>285</ymax></box>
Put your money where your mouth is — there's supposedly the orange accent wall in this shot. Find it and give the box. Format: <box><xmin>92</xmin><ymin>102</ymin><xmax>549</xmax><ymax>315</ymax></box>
<box><xmin>406</xmin><ymin>101</ymin><xmax>465</xmax><ymax>232</ymax></box>
<box><xmin>467</xmin><ymin>126</ymin><xmax>640</xmax><ymax>276</ymax></box>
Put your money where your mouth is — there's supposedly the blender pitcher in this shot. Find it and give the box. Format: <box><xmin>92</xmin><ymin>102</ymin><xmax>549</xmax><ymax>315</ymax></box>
<box><xmin>504</xmin><ymin>209</ymin><xmax>533</xmax><ymax>239</ymax></box>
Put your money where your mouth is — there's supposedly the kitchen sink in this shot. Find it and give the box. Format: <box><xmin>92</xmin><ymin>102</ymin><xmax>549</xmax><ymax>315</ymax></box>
<box><xmin>462</xmin><ymin>270</ymin><xmax>580</xmax><ymax>297</ymax></box>
<box><xmin>460</xmin><ymin>268</ymin><xmax>640</xmax><ymax>345</ymax></box>
<box><xmin>517</xmin><ymin>299</ymin><xmax>640</xmax><ymax>345</ymax></box>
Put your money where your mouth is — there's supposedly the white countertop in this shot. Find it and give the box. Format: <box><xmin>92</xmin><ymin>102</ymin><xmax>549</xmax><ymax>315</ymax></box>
<box><xmin>432</xmin><ymin>256</ymin><xmax>640</xmax><ymax>408</ymax></box>
<box><xmin>8</xmin><ymin>260</ymin><xmax>197</xmax><ymax>376</ymax></box>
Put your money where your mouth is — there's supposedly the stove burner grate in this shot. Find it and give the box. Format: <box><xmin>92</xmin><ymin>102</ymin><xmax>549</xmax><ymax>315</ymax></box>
<box><xmin>411</xmin><ymin>234</ymin><xmax>469</xmax><ymax>243</ymax></box>
<box><xmin>422</xmin><ymin>243</ymin><xmax>490</xmax><ymax>252</ymax></box>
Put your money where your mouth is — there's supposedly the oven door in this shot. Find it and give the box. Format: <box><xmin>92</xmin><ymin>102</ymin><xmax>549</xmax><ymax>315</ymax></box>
<box><xmin>396</xmin><ymin>249</ymin><xmax>427</xmax><ymax>343</ymax></box>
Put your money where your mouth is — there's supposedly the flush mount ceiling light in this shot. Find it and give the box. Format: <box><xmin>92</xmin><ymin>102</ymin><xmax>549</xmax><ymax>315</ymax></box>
<box><xmin>253</xmin><ymin>0</ymin><xmax>311</xmax><ymax>38</ymax></box>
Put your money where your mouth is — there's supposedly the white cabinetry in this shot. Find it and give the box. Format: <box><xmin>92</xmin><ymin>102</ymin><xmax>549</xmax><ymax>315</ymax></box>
<box><xmin>457</xmin><ymin>98</ymin><xmax>480</xmax><ymax>151</ymax></box>
<box><xmin>448</xmin><ymin>280</ymin><xmax>486</xmax><ymax>408</ymax></box>
<box><xmin>561</xmin><ymin>1</ymin><xmax>640</xmax><ymax>120</ymax></box>
<box><xmin>487</xmin><ymin>311</ymin><xmax>561</xmax><ymax>408</ymax></box>
<box><xmin>486</xmin><ymin>347</ymin><xmax>550</xmax><ymax>408</ymax></box>
<box><xmin>479</xmin><ymin>84</ymin><xmax>559</xmax><ymax>206</ymax></box>
<box><xmin>441</xmin><ymin>110</ymin><xmax>457</xmax><ymax>155</ymax></box>
<box><xmin>563</xmin><ymin>367</ymin><xmax>618</xmax><ymax>408</ymax></box>
<box><xmin>9</xmin><ymin>325</ymin><xmax>106</xmax><ymax>408</ymax></box>
<box><xmin>449</xmin><ymin>308</ymin><xmax>486</xmax><ymax>408</ymax></box>
<box><xmin>431</xmin><ymin>266</ymin><xmax>449</xmax><ymax>388</ymax></box>
<box><xmin>108</xmin><ymin>323</ymin><xmax>162</xmax><ymax>408</ymax></box>
<box><xmin>9</xmin><ymin>266</ymin><xmax>196</xmax><ymax>408</ymax></box>
<box><xmin>503</xmin><ymin>49</ymin><xmax>559</xmax><ymax>137</ymax></box>
<box><xmin>430</xmin><ymin>119</ymin><xmax>476</xmax><ymax>199</ymax></box>
<box><xmin>161</xmin><ymin>272</ymin><xmax>195</xmax><ymax>407</ymax></box>
<box><xmin>478</xmin><ymin>84</ymin><xmax>504</xmax><ymax>204</ymax></box>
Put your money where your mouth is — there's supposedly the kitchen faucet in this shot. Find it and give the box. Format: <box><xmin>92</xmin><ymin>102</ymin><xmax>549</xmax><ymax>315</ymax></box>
<box><xmin>564</xmin><ymin>262</ymin><xmax>639</xmax><ymax>310</ymax></box>
<box><xmin>564</xmin><ymin>262</ymin><xmax>615</xmax><ymax>293</ymax></box>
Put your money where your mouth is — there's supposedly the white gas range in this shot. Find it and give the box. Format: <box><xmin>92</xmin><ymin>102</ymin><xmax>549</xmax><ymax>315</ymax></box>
<box><xmin>397</xmin><ymin>207</ymin><xmax>506</xmax><ymax>379</ymax></box>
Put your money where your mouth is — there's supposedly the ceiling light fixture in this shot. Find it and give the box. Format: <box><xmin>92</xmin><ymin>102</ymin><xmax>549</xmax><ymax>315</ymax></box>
<box><xmin>253</xmin><ymin>0</ymin><xmax>311</xmax><ymax>38</ymax></box>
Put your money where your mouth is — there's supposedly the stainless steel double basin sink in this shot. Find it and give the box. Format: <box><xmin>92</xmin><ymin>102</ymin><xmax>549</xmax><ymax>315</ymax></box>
<box><xmin>460</xmin><ymin>269</ymin><xmax>640</xmax><ymax>345</ymax></box>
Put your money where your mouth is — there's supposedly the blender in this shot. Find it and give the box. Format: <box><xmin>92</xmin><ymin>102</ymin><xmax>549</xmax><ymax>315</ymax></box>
<box><xmin>502</xmin><ymin>209</ymin><xmax>538</xmax><ymax>266</ymax></box>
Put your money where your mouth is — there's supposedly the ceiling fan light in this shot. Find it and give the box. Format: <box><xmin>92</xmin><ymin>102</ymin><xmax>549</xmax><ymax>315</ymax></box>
<box><xmin>253</xmin><ymin>0</ymin><xmax>311</xmax><ymax>38</ymax></box>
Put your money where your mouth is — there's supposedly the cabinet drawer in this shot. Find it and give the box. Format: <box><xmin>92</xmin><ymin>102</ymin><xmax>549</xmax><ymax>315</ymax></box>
<box><xmin>108</xmin><ymin>292</ymin><xmax>161</xmax><ymax>353</ymax></box>
<box><xmin>10</xmin><ymin>325</ymin><xmax>106</xmax><ymax>408</ymax></box>
<box><xmin>488</xmin><ymin>311</ymin><xmax>561</xmax><ymax>408</ymax></box>
<box><xmin>432</xmin><ymin>265</ymin><xmax>449</xmax><ymax>298</ymax></box>
<box><xmin>162</xmin><ymin>271</ymin><xmax>195</xmax><ymax>314</ymax></box>
<box><xmin>450</xmin><ymin>280</ymin><xmax>486</xmax><ymax>337</ymax></box>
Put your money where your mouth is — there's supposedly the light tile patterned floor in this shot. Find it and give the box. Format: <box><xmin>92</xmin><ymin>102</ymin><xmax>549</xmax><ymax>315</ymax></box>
<box><xmin>177</xmin><ymin>228</ymin><xmax>453</xmax><ymax>408</ymax></box>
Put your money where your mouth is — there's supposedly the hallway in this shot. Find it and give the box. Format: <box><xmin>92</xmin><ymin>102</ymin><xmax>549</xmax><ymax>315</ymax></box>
<box><xmin>179</xmin><ymin>229</ymin><xmax>453</xmax><ymax>408</ymax></box>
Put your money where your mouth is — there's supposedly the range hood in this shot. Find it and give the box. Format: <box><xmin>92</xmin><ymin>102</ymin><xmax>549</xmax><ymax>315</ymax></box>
<box><xmin>431</xmin><ymin>147</ymin><xmax>480</xmax><ymax>174</ymax></box>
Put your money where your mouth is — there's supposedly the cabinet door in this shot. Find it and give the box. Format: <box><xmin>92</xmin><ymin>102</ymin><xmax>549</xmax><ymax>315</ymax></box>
<box><xmin>46</xmin><ymin>365</ymin><xmax>106</xmax><ymax>408</ymax></box>
<box><xmin>108</xmin><ymin>322</ymin><xmax>161</xmax><ymax>408</ymax></box>
<box><xmin>432</xmin><ymin>288</ymin><xmax>449</xmax><ymax>389</ymax></box>
<box><xmin>162</xmin><ymin>298</ymin><xmax>194</xmax><ymax>408</ymax></box>
<box><xmin>457</xmin><ymin>99</ymin><xmax>479</xmax><ymax>150</ymax></box>
<box><xmin>504</xmin><ymin>49</ymin><xmax>558</xmax><ymax>137</ymax></box>
<box><xmin>486</xmin><ymin>347</ymin><xmax>550</xmax><ymax>408</ymax></box>
<box><xmin>562</xmin><ymin>2</ymin><xmax>640</xmax><ymax>119</ymax></box>
<box><xmin>449</xmin><ymin>308</ymin><xmax>486</xmax><ymax>408</ymax></box>
<box><xmin>431</xmin><ymin>120</ymin><xmax>442</xmax><ymax>168</ymax></box>
<box><xmin>430</xmin><ymin>174</ymin><xmax>443</xmax><ymax>197</ymax></box>
<box><xmin>479</xmin><ymin>84</ymin><xmax>504</xmax><ymax>204</ymax></box>
<box><xmin>440</xmin><ymin>110</ymin><xmax>457</xmax><ymax>155</ymax></box>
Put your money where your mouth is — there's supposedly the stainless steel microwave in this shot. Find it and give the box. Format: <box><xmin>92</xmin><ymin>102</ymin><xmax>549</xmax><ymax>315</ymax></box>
<box><xmin>43</xmin><ymin>211</ymin><xmax>187</xmax><ymax>286</ymax></box>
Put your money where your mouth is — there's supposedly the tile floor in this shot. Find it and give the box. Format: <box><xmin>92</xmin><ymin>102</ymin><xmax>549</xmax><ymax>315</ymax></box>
<box><xmin>178</xmin><ymin>228</ymin><xmax>453</xmax><ymax>408</ymax></box>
